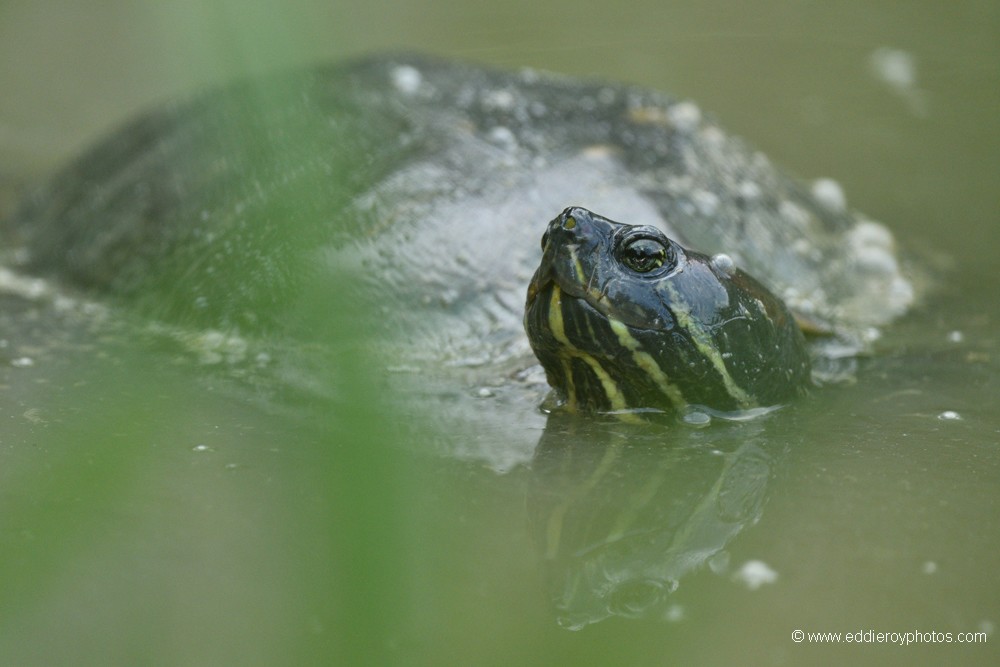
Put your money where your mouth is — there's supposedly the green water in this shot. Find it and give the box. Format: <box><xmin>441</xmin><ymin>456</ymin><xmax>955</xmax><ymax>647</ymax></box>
<box><xmin>2</xmin><ymin>2</ymin><xmax>999</xmax><ymax>665</ymax></box>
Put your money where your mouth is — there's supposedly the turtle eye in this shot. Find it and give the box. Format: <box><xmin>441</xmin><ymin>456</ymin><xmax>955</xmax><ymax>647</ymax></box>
<box><xmin>620</xmin><ymin>237</ymin><xmax>671</xmax><ymax>273</ymax></box>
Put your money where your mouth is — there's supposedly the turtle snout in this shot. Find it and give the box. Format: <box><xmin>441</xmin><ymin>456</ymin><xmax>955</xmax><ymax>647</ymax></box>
<box><xmin>547</xmin><ymin>206</ymin><xmax>601</xmax><ymax>247</ymax></box>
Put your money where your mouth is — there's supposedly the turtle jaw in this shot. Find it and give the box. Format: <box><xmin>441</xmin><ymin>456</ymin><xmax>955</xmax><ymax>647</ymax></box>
<box><xmin>524</xmin><ymin>280</ymin><xmax>674</xmax><ymax>415</ymax></box>
<box><xmin>526</xmin><ymin>252</ymin><xmax>603</xmax><ymax>314</ymax></box>
<box><xmin>524</xmin><ymin>280</ymin><xmax>614</xmax><ymax>413</ymax></box>
<box><xmin>525</xmin><ymin>267</ymin><xmax>551</xmax><ymax>312</ymax></box>
<box><xmin>528</xmin><ymin>230</ymin><xmax>614</xmax><ymax>326</ymax></box>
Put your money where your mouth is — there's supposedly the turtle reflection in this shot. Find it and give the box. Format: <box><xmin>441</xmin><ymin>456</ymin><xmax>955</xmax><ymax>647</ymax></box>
<box><xmin>528</xmin><ymin>413</ymin><xmax>781</xmax><ymax>630</ymax></box>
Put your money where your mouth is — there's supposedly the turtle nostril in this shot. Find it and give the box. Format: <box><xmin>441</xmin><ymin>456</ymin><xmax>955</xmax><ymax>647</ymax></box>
<box><xmin>562</xmin><ymin>206</ymin><xmax>595</xmax><ymax>230</ymax></box>
<box><xmin>559</xmin><ymin>206</ymin><xmax>593</xmax><ymax>232</ymax></box>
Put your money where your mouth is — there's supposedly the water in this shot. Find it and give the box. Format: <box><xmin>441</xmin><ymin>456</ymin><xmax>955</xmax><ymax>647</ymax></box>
<box><xmin>2</xmin><ymin>2</ymin><xmax>999</xmax><ymax>665</ymax></box>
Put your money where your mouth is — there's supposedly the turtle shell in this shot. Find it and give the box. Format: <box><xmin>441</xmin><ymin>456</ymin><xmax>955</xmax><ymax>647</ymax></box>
<box><xmin>2</xmin><ymin>54</ymin><xmax>915</xmax><ymax>391</ymax></box>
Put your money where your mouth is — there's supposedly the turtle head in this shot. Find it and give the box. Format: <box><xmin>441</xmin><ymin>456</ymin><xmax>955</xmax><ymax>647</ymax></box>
<box><xmin>524</xmin><ymin>207</ymin><xmax>810</xmax><ymax>415</ymax></box>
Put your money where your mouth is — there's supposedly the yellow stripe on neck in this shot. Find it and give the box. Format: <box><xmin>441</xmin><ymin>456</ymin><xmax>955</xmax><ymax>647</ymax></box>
<box><xmin>608</xmin><ymin>318</ymin><xmax>688</xmax><ymax>411</ymax></box>
<box><xmin>662</xmin><ymin>283</ymin><xmax>755</xmax><ymax>408</ymax></box>
<box><xmin>548</xmin><ymin>286</ymin><xmax>635</xmax><ymax>419</ymax></box>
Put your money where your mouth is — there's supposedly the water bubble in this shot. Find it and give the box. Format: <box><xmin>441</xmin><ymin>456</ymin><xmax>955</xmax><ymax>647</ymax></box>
<box><xmin>870</xmin><ymin>47</ymin><xmax>916</xmax><ymax>89</ymax></box>
<box><xmin>937</xmin><ymin>410</ymin><xmax>961</xmax><ymax>421</ymax></box>
<box><xmin>663</xmin><ymin>604</ymin><xmax>685</xmax><ymax>623</ymax></box>
<box><xmin>921</xmin><ymin>561</ymin><xmax>938</xmax><ymax>574</ymax></box>
<box><xmin>680</xmin><ymin>409</ymin><xmax>711</xmax><ymax>427</ymax></box>
<box><xmin>10</xmin><ymin>357</ymin><xmax>34</xmax><ymax>368</ymax></box>
<box><xmin>734</xmin><ymin>559</ymin><xmax>778</xmax><ymax>590</ymax></box>
<box><xmin>868</xmin><ymin>47</ymin><xmax>929</xmax><ymax>117</ymax></box>
<box><xmin>711</xmin><ymin>253</ymin><xmax>736</xmax><ymax>277</ymax></box>
<box><xmin>946</xmin><ymin>330</ymin><xmax>964</xmax><ymax>343</ymax></box>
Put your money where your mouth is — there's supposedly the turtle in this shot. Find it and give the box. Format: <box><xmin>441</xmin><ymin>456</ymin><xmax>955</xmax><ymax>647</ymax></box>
<box><xmin>0</xmin><ymin>53</ymin><xmax>915</xmax><ymax>418</ymax></box>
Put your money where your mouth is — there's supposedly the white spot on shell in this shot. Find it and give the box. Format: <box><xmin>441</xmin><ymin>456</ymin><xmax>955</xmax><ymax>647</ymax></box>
<box><xmin>890</xmin><ymin>276</ymin><xmax>915</xmax><ymax>313</ymax></box>
<box><xmin>751</xmin><ymin>152</ymin><xmax>772</xmax><ymax>170</ymax></box>
<box><xmin>391</xmin><ymin>65</ymin><xmax>422</xmax><ymax>95</ymax></box>
<box><xmin>849</xmin><ymin>221</ymin><xmax>900</xmax><ymax>275</ymax></box>
<box><xmin>0</xmin><ymin>267</ymin><xmax>50</xmax><ymax>301</ymax></box>
<box><xmin>791</xmin><ymin>238</ymin><xmax>817</xmax><ymax>259</ymax></box>
<box><xmin>518</xmin><ymin>67</ymin><xmax>539</xmax><ymax>84</ymax></box>
<box><xmin>850</xmin><ymin>220</ymin><xmax>895</xmax><ymax>250</ymax></box>
<box><xmin>861</xmin><ymin>327</ymin><xmax>882</xmax><ymax>345</ymax></box>
<box><xmin>701</xmin><ymin>125</ymin><xmax>726</xmax><ymax>146</ymax></box>
<box><xmin>778</xmin><ymin>200</ymin><xmax>810</xmax><ymax>227</ymax></box>
<box><xmin>811</xmin><ymin>178</ymin><xmax>847</xmax><ymax>213</ymax></box>
<box><xmin>737</xmin><ymin>180</ymin><xmax>762</xmax><ymax>201</ymax></box>
<box><xmin>668</xmin><ymin>101</ymin><xmax>701</xmax><ymax>132</ymax></box>
<box><xmin>854</xmin><ymin>246</ymin><xmax>899</xmax><ymax>275</ymax></box>
<box><xmin>483</xmin><ymin>89</ymin><xmax>515</xmax><ymax>111</ymax></box>
<box><xmin>487</xmin><ymin>126</ymin><xmax>517</xmax><ymax>151</ymax></box>
<box><xmin>692</xmin><ymin>189</ymin><xmax>720</xmax><ymax>216</ymax></box>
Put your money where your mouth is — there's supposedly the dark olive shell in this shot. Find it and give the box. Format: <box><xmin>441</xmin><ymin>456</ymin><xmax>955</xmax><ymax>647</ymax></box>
<box><xmin>1</xmin><ymin>54</ymin><xmax>914</xmax><ymax>407</ymax></box>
